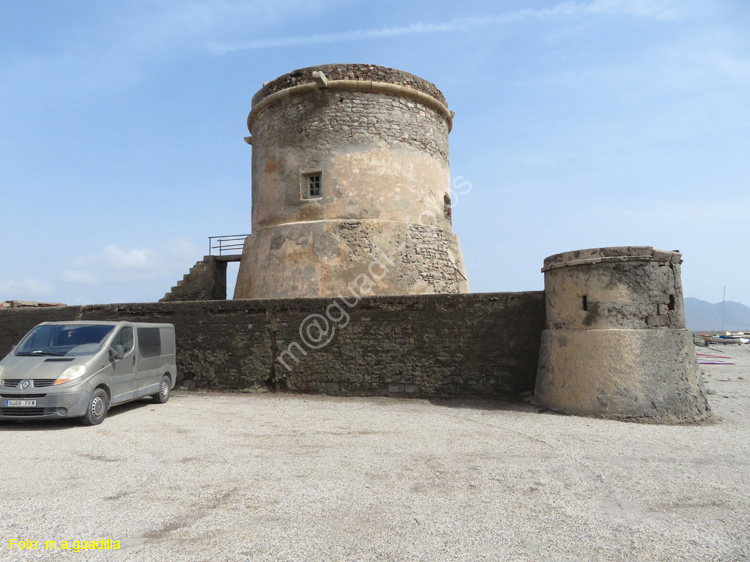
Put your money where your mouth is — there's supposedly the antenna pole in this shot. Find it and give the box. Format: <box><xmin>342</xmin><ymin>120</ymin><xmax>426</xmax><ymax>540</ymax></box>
<box><xmin>722</xmin><ymin>286</ymin><xmax>726</xmax><ymax>332</ymax></box>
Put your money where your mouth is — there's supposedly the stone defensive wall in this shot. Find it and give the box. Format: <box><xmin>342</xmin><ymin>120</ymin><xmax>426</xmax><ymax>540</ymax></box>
<box><xmin>0</xmin><ymin>292</ymin><xmax>545</xmax><ymax>397</ymax></box>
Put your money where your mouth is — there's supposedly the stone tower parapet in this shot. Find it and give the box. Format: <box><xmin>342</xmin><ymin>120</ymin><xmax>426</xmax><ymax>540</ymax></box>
<box><xmin>535</xmin><ymin>246</ymin><xmax>711</xmax><ymax>423</ymax></box>
<box><xmin>234</xmin><ymin>64</ymin><xmax>468</xmax><ymax>299</ymax></box>
<box><xmin>251</xmin><ymin>64</ymin><xmax>448</xmax><ymax>106</ymax></box>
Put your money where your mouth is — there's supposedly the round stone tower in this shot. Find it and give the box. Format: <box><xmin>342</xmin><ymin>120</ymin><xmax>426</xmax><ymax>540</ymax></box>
<box><xmin>233</xmin><ymin>64</ymin><xmax>469</xmax><ymax>299</ymax></box>
<box><xmin>535</xmin><ymin>246</ymin><xmax>711</xmax><ymax>423</ymax></box>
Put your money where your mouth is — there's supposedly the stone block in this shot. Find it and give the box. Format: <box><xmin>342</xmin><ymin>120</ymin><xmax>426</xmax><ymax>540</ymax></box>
<box><xmin>646</xmin><ymin>314</ymin><xmax>669</xmax><ymax>327</ymax></box>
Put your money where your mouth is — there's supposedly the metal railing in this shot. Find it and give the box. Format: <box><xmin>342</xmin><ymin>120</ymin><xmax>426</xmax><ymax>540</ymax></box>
<box><xmin>208</xmin><ymin>234</ymin><xmax>249</xmax><ymax>256</ymax></box>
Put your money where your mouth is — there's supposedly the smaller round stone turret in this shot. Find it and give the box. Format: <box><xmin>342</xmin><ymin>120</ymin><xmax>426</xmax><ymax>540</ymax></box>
<box><xmin>535</xmin><ymin>246</ymin><xmax>711</xmax><ymax>423</ymax></box>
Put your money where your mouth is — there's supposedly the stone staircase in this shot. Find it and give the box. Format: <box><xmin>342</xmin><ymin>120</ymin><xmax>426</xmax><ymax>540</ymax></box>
<box><xmin>161</xmin><ymin>255</ymin><xmax>241</xmax><ymax>302</ymax></box>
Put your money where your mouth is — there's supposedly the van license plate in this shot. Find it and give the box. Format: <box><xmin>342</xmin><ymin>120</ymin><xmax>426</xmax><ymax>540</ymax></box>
<box><xmin>5</xmin><ymin>400</ymin><xmax>36</xmax><ymax>407</ymax></box>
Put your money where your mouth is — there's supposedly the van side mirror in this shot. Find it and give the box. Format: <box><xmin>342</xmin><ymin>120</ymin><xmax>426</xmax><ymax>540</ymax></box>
<box><xmin>109</xmin><ymin>345</ymin><xmax>125</xmax><ymax>361</ymax></box>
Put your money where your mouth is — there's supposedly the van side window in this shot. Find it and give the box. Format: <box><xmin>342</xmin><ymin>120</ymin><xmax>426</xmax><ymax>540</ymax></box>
<box><xmin>111</xmin><ymin>327</ymin><xmax>134</xmax><ymax>353</ymax></box>
<box><xmin>137</xmin><ymin>328</ymin><xmax>161</xmax><ymax>358</ymax></box>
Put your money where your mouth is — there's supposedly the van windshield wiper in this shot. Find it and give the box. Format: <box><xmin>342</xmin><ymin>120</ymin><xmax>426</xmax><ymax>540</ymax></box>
<box><xmin>17</xmin><ymin>350</ymin><xmax>66</xmax><ymax>356</ymax></box>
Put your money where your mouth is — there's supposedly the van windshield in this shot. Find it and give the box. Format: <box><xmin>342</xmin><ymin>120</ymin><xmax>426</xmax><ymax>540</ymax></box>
<box><xmin>15</xmin><ymin>324</ymin><xmax>115</xmax><ymax>357</ymax></box>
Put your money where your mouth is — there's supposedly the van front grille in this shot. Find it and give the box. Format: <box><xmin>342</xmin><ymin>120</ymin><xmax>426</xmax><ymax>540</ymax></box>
<box><xmin>1</xmin><ymin>408</ymin><xmax>57</xmax><ymax>417</ymax></box>
<box><xmin>2</xmin><ymin>379</ymin><xmax>55</xmax><ymax>388</ymax></box>
<box><xmin>1</xmin><ymin>394</ymin><xmax>46</xmax><ymax>398</ymax></box>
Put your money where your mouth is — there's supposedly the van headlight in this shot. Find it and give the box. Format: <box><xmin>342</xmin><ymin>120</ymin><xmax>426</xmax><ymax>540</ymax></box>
<box><xmin>54</xmin><ymin>365</ymin><xmax>87</xmax><ymax>385</ymax></box>
<box><xmin>0</xmin><ymin>365</ymin><xmax>4</xmax><ymax>384</ymax></box>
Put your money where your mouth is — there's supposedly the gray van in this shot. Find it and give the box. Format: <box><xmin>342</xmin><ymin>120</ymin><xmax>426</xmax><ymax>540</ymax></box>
<box><xmin>0</xmin><ymin>321</ymin><xmax>176</xmax><ymax>425</ymax></box>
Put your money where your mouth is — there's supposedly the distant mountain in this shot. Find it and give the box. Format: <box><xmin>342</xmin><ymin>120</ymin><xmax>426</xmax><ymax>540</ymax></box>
<box><xmin>684</xmin><ymin>297</ymin><xmax>750</xmax><ymax>331</ymax></box>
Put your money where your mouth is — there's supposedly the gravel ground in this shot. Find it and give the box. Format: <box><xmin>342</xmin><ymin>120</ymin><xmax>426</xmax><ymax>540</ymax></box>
<box><xmin>1</xmin><ymin>346</ymin><xmax>749</xmax><ymax>562</ymax></box>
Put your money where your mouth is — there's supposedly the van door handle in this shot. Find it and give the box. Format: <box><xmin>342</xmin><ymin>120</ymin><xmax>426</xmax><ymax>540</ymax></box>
<box><xmin>132</xmin><ymin>356</ymin><xmax>136</xmax><ymax>365</ymax></box>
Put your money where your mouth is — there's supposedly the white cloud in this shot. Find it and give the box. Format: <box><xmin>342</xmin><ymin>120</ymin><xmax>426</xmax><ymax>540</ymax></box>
<box><xmin>95</xmin><ymin>245</ymin><xmax>154</xmax><ymax>271</ymax></box>
<box><xmin>0</xmin><ymin>278</ymin><xmax>56</xmax><ymax>300</ymax></box>
<box><xmin>210</xmin><ymin>0</ymin><xmax>683</xmax><ymax>52</ymax></box>
<box><xmin>62</xmin><ymin>270</ymin><xmax>99</xmax><ymax>285</ymax></box>
<box><xmin>63</xmin><ymin>238</ymin><xmax>202</xmax><ymax>286</ymax></box>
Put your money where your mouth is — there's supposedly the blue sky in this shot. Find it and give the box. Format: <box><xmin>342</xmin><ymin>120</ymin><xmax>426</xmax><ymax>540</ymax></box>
<box><xmin>1</xmin><ymin>0</ymin><xmax>748</xmax><ymax>305</ymax></box>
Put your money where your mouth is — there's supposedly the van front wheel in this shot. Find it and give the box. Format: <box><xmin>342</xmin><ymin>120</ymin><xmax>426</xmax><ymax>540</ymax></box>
<box><xmin>82</xmin><ymin>389</ymin><xmax>109</xmax><ymax>426</ymax></box>
<box><xmin>153</xmin><ymin>375</ymin><xmax>171</xmax><ymax>404</ymax></box>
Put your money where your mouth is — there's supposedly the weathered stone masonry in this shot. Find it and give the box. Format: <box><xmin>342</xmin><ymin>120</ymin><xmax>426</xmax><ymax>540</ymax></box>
<box><xmin>0</xmin><ymin>60</ymin><xmax>713</xmax><ymax>425</ymax></box>
<box><xmin>0</xmin><ymin>292</ymin><xmax>545</xmax><ymax>397</ymax></box>
<box><xmin>162</xmin><ymin>255</ymin><xmax>239</xmax><ymax>302</ymax></box>
<box><xmin>535</xmin><ymin>247</ymin><xmax>711</xmax><ymax>423</ymax></box>
<box><xmin>234</xmin><ymin>64</ymin><xmax>468</xmax><ymax>300</ymax></box>
<box><xmin>260</xmin><ymin>90</ymin><xmax>450</xmax><ymax>163</ymax></box>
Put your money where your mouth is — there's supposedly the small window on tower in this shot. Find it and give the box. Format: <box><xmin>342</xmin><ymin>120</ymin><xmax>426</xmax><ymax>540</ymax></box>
<box><xmin>301</xmin><ymin>172</ymin><xmax>322</xmax><ymax>199</ymax></box>
<box><xmin>443</xmin><ymin>193</ymin><xmax>452</xmax><ymax>223</ymax></box>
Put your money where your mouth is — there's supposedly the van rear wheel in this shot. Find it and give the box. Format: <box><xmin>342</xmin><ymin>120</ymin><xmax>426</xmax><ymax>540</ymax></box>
<box><xmin>153</xmin><ymin>375</ymin><xmax>171</xmax><ymax>404</ymax></box>
<box><xmin>82</xmin><ymin>388</ymin><xmax>109</xmax><ymax>426</ymax></box>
